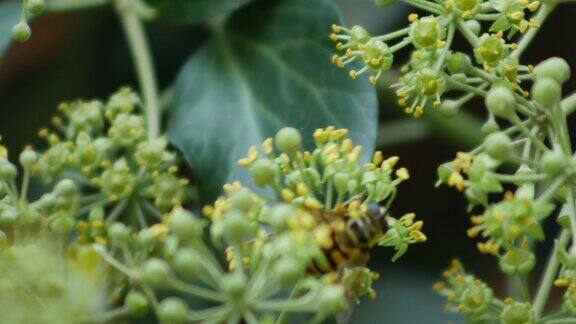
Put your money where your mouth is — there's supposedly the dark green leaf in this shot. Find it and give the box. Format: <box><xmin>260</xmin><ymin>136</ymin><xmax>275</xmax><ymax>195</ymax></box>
<box><xmin>0</xmin><ymin>1</ymin><xmax>21</xmax><ymax>61</ymax></box>
<box><xmin>148</xmin><ymin>0</ymin><xmax>252</xmax><ymax>24</ymax></box>
<box><xmin>168</xmin><ymin>0</ymin><xmax>377</xmax><ymax>201</ymax></box>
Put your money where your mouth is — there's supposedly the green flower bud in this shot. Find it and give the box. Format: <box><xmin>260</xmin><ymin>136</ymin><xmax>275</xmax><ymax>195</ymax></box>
<box><xmin>25</xmin><ymin>0</ymin><xmax>45</xmax><ymax>14</ymax></box>
<box><xmin>108</xmin><ymin>223</ymin><xmax>130</xmax><ymax>245</ymax></box>
<box><xmin>173</xmin><ymin>248</ymin><xmax>202</xmax><ymax>282</ymax></box>
<box><xmin>501</xmin><ymin>301</ymin><xmax>534</xmax><ymax>324</ymax></box>
<box><xmin>409</xmin><ymin>16</ymin><xmax>445</xmax><ymax>50</ymax></box>
<box><xmin>534</xmin><ymin>57</ymin><xmax>571</xmax><ymax>84</ymax></box>
<box><xmin>273</xmin><ymin>257</ymin><xmax>305</xmax><ymax>285</ymax></box>
<box><xmin>540</xmin><ymin>148</ymin><xmax>567</xmax><ymax>175</ymax></box>
<box><xmin>12</xmin><ymin>21</ymin><xmax>31</xmax><ymax>42</ymax></box>
<box><xmin>251</xmin><ymin>159</ymin><xmax>276</xmax><ymax>187</ymax></box>
<box><xmin>221</xmin><ymin>272</ymin><xmax>247</xmax><ymax>298</ymax></box>
<box><xmin>532</xmin><ymin>77</ymin><xmax>562</xmax><ymax>107</ymax></box>
<box><xmin>108</xmin><ymin>114</ymin><xmax>147</xmax><ymax>147</ymax></box>
<box><xmin>267</xmin><ymin>204</ymin><xmax>294</xmax><ymax>230</ymax></box>
<box><xmin>465</xmin><ymin>20</ymin><xmax>481</xmax><ymax>36</ymax></box>
<box><xmin>564</xmin><ymin>287</ymin><xmax>576</xmax><ymax>315</ymax></box>
<box><xmin>169</xmin><ymin>208</ymin><xmax>203</xmax><ymax>240</ymax></box>
<box><xmin>439</xmin><ymin>100</ymin><xmax>460</xmax><ymax>117</ymax></box>
<box><xmin>454</xmin><ymin>0</ymin><xmax>481</xmax><ymax>12</ymax></box>
<box><xmin>445</xmin><ymin>52</ymin><xmax>470</xmax><ymax>74</ymax></box>
<box><xmin>0</xmin><ymin>208</ymin><xmax>18</xmax><ymax>225</ymax></box>
<box><xmin>125</xmin><ymin>290</ymin><xmax>149</xmax><ymax>317</ymax></box>
<box><xmin>19</xmin><ymin>149</ymin><xmax>38</xmax><ymax>169</ymax></box>
<box><xmin>55</xmin><ymin>179</ymin><xmax>77</xmax><ymax>196</ymax></box>
<box><xmin>333</xmin><ymin>172</ymin><xmax>349</xmax><ymax>196</ymax></box>
<box><xmin>221</xmin><ymin>209</ymin><xmax>252</xmax><ymax>244</ymax></box>
<box><xmin>135</xmin><ymin>138</ymin><xmax>170</xmax><ymax>168</ymax></box>
<box><xmin>485</xmin><ymin>86</ymin><xmax>516</xmax><ymax>119</ymax></box>
<box><xmin>141</xmin><ymin>258</ymin><xmax>170</xmax><ymax>288</ymax></box>
<box><xmin>275</xmin><ymin>127</ymin><xmax>302</xmax><ymax>155</ymax></box>
<box><xmin>21</xmin><ymin>206</ymin><xmax>40</xmax><ymax>224</ymax></box>
<box><xmin>374</xmin><ymin>0</ymin><xmax>396</xmax><ymax>6</ymax></box>
<box><xmin>0</xmin><ymin>160</ymin><xmax>17</xmax><ymax>180</ymax></box>
<box><xmin>318</xmin><ymin>285</ymin><xmax>345</xmax><ymax>315</ymax></box>
<box><xmin>105</xmin><ymin>87</ymin><xmax>140</xmax><ymax>120</ymax></box>
<box><xmin>50</xmin><ymin>214</ymin><xmax>75</xmax><ymax>234</ymax></box>
<box><xmin>481</xmin><ymin>119</ymin><xmax>500</xmax><ymax>135</ymax></box>
<box><xmin>158</xmin><ymin>297</ymin><xmax>189</xmax><ymax>324</ymax></box>
<box><xmin>100</xmin><ymin>159</ymin><xmax>136</xmax><ymax>201</ymax></box>
<box><xmin>474</xmin><ymin>33</ymin><xmax>509</xmax><ymax>66</ymax></box>
<box><xmin>137</xmin><ymin>228</ymin><xmax>156</xmax><ymax>249</ymax></box>
<box><xmin>484</xmin><ymin>132</ymin><xmax>512</xmax><ymax>161</ymax></box>
<box><xmin>499</xmin><ymin>249</ymin><xmax>536</xmax><ymax>275</ymax></box>
<box><xmin>228</xmin><ymin>187</ymin><xmax>257</xmax><ymax>211</ymax></box>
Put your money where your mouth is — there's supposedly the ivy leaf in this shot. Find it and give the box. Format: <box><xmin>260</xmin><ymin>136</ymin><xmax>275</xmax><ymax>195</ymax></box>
<box><xmin>147</xmin><ymin>0</ymin><xmax>253</xmax><ymax>24</ymax></box>
<box><xmin>0</xmin><ymin>1</ymin><xmax>21</xmax><ymax>61</ymax></box>
<box><xmin>168</xmin><ymin>0</ymin><xmax>377</xmax><ymax>202</ymax></box>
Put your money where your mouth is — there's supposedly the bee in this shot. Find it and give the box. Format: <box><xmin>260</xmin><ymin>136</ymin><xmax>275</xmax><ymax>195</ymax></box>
<box><xmin>307</xmin><ymin>203</ymin><xmax>389</xmax><ymax>275</ymax></box>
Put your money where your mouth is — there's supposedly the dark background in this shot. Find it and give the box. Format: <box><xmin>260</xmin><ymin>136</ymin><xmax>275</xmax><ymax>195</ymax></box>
<box><xmin>1</xmin><ymin>0</ymin><xmax>576</xmax><ymax>322</ymax></box>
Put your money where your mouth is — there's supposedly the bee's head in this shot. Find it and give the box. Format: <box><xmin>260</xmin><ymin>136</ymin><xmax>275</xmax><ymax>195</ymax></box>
<box><xmin>366</xmin><ymin>203</ymin><xmax>388</xmax><ymax>232</ymax></box>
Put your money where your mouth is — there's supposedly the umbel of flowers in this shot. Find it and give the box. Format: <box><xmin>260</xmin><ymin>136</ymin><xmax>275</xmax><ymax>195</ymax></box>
<box><xmin>330</xmin><ymin>0</ymin><xmax>544</xmax><ymax>117</ymax></box>
<box><xmin>0</xmin><ymin>90</ymin><xmax>426</xmax><ymax>322</ymax></box>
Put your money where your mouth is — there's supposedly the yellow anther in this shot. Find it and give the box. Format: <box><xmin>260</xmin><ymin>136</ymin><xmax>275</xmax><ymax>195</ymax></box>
<box><xmin>396</xmin><ymin>167</ymin><xmax>410</xmax><ymax>180</ymax></box>
<box><xmin>408</xmin><ymin>13</ymin><xmax>418</xmax><ymax>22</ymax></box>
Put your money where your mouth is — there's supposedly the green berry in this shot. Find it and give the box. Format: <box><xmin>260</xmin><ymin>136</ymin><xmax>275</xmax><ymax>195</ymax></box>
<box><xmin>439</xmin><ymin>100</ymin><xmax>460</xmax><ymax>117</ymax></box>
<box><xmin>532</xmin><ymin>77</ymin><xmax>562</xmax><ymax>107</ymax></box>
<box><xmin>173</xmin><ymin>248</ymin><xmax>202</xmax><ymax>281</ymax></box>
<box><xmin>125</xmin><ymin>290</ymin><xmax>149</xmax><ymax>317</ymax></box>
<box><xmin>250</xmin><ymin>159</ymin><xmax>276</xmax><ymax>187</ymax></box>
<box><xmin>21</xmin><ymin>207</ymin><xmax>40</xmax><ymax>224</ymax></box>
<box><xmin>25</xmin><ymin>0</ymin><xmax>45</xmax><ymax>14</ymax></box>
<box><xmin>485</xmin><ymin>86</ymin><xmax>516</xmax><ymax>119</ymax></box>
<box><xmin>169</xmin><ymin>209</ymin><xmax>202</xmax><ymax>240</ymax></box>
<box><xmin>141</xmin><ymin>258</ymin><xmax>170</xmax><ymax>288</ymax></box>
<box><xmin>540</xmin><ymin>148</ymin><xmax>567</xmax><ymax>175</ymax></box>
<box><xmin>534</xmin><ymin>57</ymin><xmax>571</xmax><ymax>84</ymax></box>
<box><xmin>484</xmin><ymin>132</ymin><xmax>512</xmax><ymax>161</ymax></box>
<box><xmin>275</xmin><ymin>127</ymin><xmax>302</xmax><ymax>155</ymax></box>
<box><xmin>228</xmin><ymin>187</ymin><xmax>256</xmax><ymax>211</ymax></box>
<box><xmin>158</xmin><ymin>298</ymin><xmax>189</xmax><ymax>324</ymax></box>
<box><xmin>12</xmin><ymin>21</ymin><xmax>31</xmax><ymax>43</ymax></box>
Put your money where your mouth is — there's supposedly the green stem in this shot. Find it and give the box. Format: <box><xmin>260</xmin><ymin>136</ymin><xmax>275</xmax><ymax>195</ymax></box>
<box><xmin>46</xmin><ymin>0</ymin><xmax>110</xmax><ymax>12</ymax></box>
<box><xmin>116</xmin><ymin>0</ymin><xmax>160</xmax><ymax>139</ymax></box>
<box><xmin>532</xmin><ymin>229</ymin><xmax>570</xmax><ymax>318</ymax></box>
<box><xmin>561</xmin><ymin>91</ymin><xmax>576</xmax><ymax>115</ymax></box>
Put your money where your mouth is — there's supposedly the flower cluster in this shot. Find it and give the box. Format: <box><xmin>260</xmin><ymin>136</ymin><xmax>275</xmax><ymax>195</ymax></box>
<box><xmin>330</xmin><ymin>0</ymin><xmax>544</xmax><ymax>117</ymax></box>
<box><xmin>435</xmin><ymin>260</ymin><xmax>536</xmax><ymax>323</ymax></box>
<box><xmin>32</xmin><ymin>88</ymin><xmax>188</xmax><ymax>228</ymax></box>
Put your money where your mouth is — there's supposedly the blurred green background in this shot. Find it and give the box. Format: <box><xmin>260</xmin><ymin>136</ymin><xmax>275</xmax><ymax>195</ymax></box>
<box><xmin>1</xmin><ymin>0</ymin><xmax>576</xmax><ymax>322</ymax></box>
